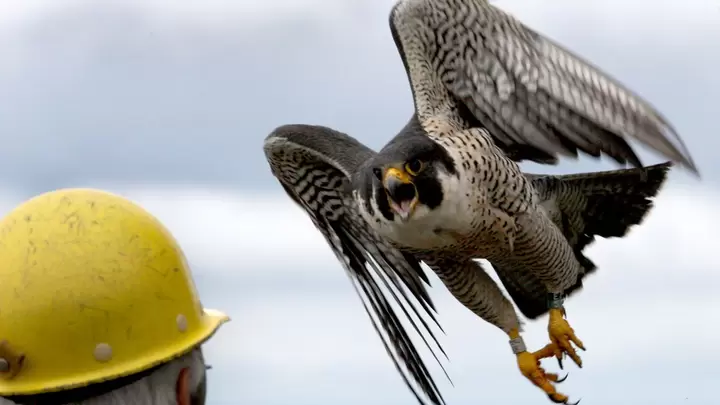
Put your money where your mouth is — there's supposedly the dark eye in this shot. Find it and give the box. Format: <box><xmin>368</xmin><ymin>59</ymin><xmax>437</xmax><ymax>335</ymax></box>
<box><xmin>404</xmin><ymin>159</ymin><xmax>424</xmax><ymax>175</ymax></box>
<box><xmin>372</xmin><ymin>167</ymin><xmax>382</xmax><ymax>180</ymax></box>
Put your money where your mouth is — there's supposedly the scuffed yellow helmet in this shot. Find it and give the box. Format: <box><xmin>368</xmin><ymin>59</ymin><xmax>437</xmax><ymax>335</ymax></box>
<box><xmin>0</xmin><ymin>188</ymin><xmax>229</xmax><ymax>395</ymax></box>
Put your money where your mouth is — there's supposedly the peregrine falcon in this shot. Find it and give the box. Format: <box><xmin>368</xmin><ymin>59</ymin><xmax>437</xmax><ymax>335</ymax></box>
<box><xmin>263</xmin><ymin>0</ymin><xmax>698</xmax><ymax>404</ymax></box>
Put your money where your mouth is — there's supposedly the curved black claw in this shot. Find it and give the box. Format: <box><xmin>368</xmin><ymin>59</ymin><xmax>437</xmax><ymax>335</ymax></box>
<box><xmin>548</xmin><ymin>395</ymin><xmax>563</xmax><ymax>404</ymax></box>
<box><xmin>548</xmin><ymin>395</ymin><xmax>580</xmax><ymax>405</ymax></box>
<box><xmin>557</xmin><ymin>351</ymin><xmax>567</xmax><ymax>370</ymax></box>
<box><xmin>556</xmin><ymin>373</ymin><xmax>569</xmax><ymax>383</ymax></box>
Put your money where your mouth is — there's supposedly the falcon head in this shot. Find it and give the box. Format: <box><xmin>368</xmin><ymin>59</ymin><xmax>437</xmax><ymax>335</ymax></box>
<box><xmin>360</xmin><ymin>130</ymin><xmax>457</xmax><ymax>224</ymax></box>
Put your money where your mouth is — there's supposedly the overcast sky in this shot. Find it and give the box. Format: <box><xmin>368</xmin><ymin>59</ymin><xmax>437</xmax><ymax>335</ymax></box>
<box><xmin>1</xmin><ymin>0</ymin><xmax>719</xmax><ymax>404</ymax></box>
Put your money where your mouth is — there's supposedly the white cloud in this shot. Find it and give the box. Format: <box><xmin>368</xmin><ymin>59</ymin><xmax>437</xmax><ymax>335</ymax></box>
<box><xmin>2</xmin><ymin>181</ymin><xmax>713</xmax><ymax>404</ymax></box>
<box><xmin>497</xmin><ymin>0</ymin><xmax>720</xmax><ymax>30</ymax></box>
<box><xmin>0</xmin><ymin>0</ymin><xmax>363</xmax><ymax>33</ymax></box>
<box><xmin>118</xmin><ymin>188</ymin><xmax>341</xmax><ymax>275</ymax></box>
<box><xmin>4</xmin><ymin>0</ymin><xmax>719</xmax><ymax>34</ymax></box>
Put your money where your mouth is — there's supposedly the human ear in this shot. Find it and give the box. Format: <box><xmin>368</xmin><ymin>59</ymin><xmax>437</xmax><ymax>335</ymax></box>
<box><xmin>176</xmin><ymin>367</ymin><xmax>191</xmax><ymax>405</ymax></box>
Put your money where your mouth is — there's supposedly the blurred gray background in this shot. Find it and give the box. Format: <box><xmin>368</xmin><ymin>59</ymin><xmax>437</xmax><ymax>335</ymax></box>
<box><xmin>1</xmin><ymin>0</ymin><xmax>718</xmax><ymax>404</ymax></box>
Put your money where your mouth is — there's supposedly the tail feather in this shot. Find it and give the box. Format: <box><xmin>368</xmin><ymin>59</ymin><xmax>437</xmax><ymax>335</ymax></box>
<box><xmin>559</xmin><ymin>161</ymin><xmax>671</xmax><ymax>249</ymax></box>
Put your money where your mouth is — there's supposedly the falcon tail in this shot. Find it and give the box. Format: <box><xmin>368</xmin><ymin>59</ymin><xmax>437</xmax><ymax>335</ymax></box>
<box><xmin>557</xmin><ymin>161</ymin><xmax>671</xmax><ymax>238</ymax></box>
<box><xmin>558</xmin><ymin>160</ymin><xmax>672</xmax><ymax>272</ymax></box>
<box><xmin>499</xmin><ymin>162</ymin><xmax>672</xmax><ymax>319</ymax></box>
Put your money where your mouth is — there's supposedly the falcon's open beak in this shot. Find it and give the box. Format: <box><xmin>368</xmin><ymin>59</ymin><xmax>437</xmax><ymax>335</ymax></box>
<box><xmin>382</xmin><ymin>167</ymin><xmax>418</xmax><ymax>221</ymax></box>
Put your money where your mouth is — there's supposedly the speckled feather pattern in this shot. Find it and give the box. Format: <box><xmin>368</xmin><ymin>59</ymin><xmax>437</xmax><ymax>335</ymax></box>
<box><xmin>390</xmin><ymin>0</ymin><xmax>697</xmax><ymax>171</ymax></box>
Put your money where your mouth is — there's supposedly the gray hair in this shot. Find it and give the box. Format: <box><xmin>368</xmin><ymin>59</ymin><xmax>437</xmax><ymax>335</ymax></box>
<box><xmin>0</xmin><ymin>348</ymin><xmax>207</xmax><ymax>405</ymax></box>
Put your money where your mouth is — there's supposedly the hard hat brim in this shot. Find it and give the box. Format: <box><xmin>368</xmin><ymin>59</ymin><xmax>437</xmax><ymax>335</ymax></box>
<box><xmin>0</xmin><ymin>309</ymin><xmax>230</xmax><ymax>396</ymax></box>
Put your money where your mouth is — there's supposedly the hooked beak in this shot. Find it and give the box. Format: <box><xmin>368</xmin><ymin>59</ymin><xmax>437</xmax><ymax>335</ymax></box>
<box><xmin>382</xmin><ymin>167</ymin><xmax>418</xmax><ymax>221</ymax></box>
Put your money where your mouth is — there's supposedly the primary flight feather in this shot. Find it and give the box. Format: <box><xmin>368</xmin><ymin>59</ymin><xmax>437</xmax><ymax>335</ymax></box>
<box><xmin>263</xmin><ymin>0</ymin><xmax>697</xmax><ymax>404</ymax></box>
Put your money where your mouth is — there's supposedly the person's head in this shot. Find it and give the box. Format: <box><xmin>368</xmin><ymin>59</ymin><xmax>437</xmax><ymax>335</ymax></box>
<box><xmin>0</xmin><ymin>188</ymin><xmax>230</xmax><ymax>404</ymax></box>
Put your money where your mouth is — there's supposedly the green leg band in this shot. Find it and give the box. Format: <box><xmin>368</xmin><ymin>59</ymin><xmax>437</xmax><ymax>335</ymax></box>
<box><xmin>547</xmin><ymin>292</ymin><xmax>565</xmax><ymax>309</ymax></box>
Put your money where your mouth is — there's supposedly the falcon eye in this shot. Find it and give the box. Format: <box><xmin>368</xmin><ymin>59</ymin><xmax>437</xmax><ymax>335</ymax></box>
<box><xmin>372</xmin><ymin>167</ymin><xmax>383</xmax><ymax>180</ymax></box>
<box><xmin>404</xmin><ymin>159</ymin><xmax>425</xmax><ymax>175</ymax></box>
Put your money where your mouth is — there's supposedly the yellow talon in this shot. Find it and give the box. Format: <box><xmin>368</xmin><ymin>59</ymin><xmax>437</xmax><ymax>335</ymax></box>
<box><xmin>548</xmin><ymin>308</ymin><xmax>586</xmax><ymax>369</ymax></box>
<box><xmin>509</xmin><ymin>329</ymin><xmax>579</xmax><ymax>404</ymax></box>
<box><xmin>514</xmin><ymin>341</ymin><xmax>579</xmax><ymax>404</ymax></box>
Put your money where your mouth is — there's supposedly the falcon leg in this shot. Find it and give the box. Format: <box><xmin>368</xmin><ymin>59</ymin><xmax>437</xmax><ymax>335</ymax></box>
<box><xmin>509</xmin><ymin>330</ymin><xmax>580</xmax><ymax>405</ymax></box>
<box><xmin>546</xmin><ymin>293</ymin><xmax>586</xmax><ymax>369</ymax></box>
<box><xmin>424</xmin><ymin>257</ymin><xmax>579</xmax><ymax>404</ymax></box>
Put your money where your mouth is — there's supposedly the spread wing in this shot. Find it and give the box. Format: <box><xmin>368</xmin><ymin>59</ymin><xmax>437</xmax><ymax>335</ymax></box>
<box><xmin>263</xmin><ymin>124</ymin><xmax>449</xmax><ymax>405</ymax></box>
<box><xmin>389</xmin><ymin>0</ymin><xmax>698</xmax><ymax>173</ymax></box>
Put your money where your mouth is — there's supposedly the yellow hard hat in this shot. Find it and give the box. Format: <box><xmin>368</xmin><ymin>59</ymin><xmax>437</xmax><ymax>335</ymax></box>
<box><xmin>0</xmin><ymin>188</ymin><xmax>229</xmax><ymax>395</ymax></box>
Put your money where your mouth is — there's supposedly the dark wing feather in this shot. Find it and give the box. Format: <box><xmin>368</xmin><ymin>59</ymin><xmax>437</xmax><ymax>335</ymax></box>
<box><xmin>264</xmin><ymin>124</ymin><xmax>449</xmax><ymax>405</ymax></box>
<box><xmin>389</xmin><ymin>0</ymin><xmax>698</xmax><ymax>174</ymax></box>
<box><xmin>494</xmin><ymin>162</ymin><xmax>671</xmax><ymax>319</ymax></box>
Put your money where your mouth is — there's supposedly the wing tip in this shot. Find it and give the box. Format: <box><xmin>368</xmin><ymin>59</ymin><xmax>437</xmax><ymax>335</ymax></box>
<box><xmin>265</xmin><ymin>124</ymin><xmax>308</xmax><ymax>143</ymax></box>
<box><xmin>263</xmin><ymin>123</ymin><xmax>359</xmax><ymax>165</ymax></box>
<box><xmin>679</xmin><ymin>158</ymin><xmax>700</xmax><ymax>178</ymax></box>
<box><xmin>262</xmin><ymin>133</ymin><xmax>285</xmax><ymax>152</ymax></box>
<box><xmin>263</xmin><ymin>125</ymin><xmax>303</xmax><ymax>156</ymax></box>
<box><xmin>655</xmin><ymin>126</ymin><xmax>700</xmax><ymax>177</ymax></box>
<box><xmin>649</xmin><ymin>110</ymin><xmax>701</xmax><ymax>177</ymax></box>
<box><xmin>265</xmin><ymin>123</ymin><xmax>337</xmax><ymax>142</ymax></box>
